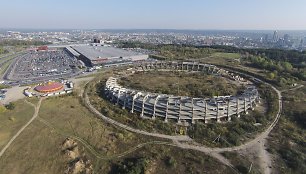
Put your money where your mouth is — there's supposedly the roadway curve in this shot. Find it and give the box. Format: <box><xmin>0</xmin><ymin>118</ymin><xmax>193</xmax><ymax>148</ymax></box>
<box><xmin>0</xmin><ymin>98</ymin><xmax>43</xmax><ymax>158</ymax></box>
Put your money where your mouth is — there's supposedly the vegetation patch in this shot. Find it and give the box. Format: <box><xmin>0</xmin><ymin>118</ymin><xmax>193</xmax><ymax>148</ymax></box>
<box><xmin>107</xmin><ymin>144</ymin><xmax>235</xmax><ymax>174</ymax></box>
<box><xmin>0</xmin><ymin>100</ymin><xmax>34</xmax><ymax>150</ymax></box>
<box><xmin>188</xmin><ymin>84</ymin><xmax>277</xmax><ymax>147</ymax></box>
<box><xmin>118</xmin><ymin>71</ymin><xmax>243</xmax><ymax>98</ymax></box>
<box><xmin>267</xmin><ymin>87</ymin><xmax>306</xmax><ymax>174</ymax></box>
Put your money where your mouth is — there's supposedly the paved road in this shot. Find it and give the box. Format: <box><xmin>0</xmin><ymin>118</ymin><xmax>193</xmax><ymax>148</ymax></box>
<box><xmin>0</xmin><ymin>98</ymin><xmax>43</xmax><ymax>158</ymax></box>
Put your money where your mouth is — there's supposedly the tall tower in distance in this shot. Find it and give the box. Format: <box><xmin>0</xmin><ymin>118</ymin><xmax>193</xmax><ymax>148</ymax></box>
<box><xmin>272</xmin><ymin>30</ymin><xmax>279</xmax><ymax>42</ymax></box>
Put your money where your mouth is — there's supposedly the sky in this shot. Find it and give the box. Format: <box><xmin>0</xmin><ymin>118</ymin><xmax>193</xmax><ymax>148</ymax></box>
<box><xmin>0</xmin><ymin>0</ymin><xmax>306</xmax><ymax>30</ymax></box>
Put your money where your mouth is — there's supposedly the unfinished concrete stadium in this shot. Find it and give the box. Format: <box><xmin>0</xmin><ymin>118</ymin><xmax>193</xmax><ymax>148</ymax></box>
<box><xmin>104</xmin><ymin>62</ymin><xmax>260</xmax><ymax>123</ymax></box>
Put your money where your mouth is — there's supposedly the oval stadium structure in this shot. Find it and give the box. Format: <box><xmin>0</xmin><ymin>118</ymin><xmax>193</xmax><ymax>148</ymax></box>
<box><xmin>104</xmin><ymin>62</ymin><xmax>260</xmax><ymax>123</ymax></box>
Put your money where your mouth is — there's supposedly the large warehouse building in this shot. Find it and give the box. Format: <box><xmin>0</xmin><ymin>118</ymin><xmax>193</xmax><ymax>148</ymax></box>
<box><xmin>71</xmin><ymin>45</ymin><xmax>148</xmax><ymax>67</ymax></box>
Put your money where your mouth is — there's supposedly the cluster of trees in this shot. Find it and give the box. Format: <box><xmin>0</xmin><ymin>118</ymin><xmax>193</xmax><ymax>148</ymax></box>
<box><xmin>116</xmin><ymin>41</ymin><xmax>158</xmax><ymax>50</ymax></box>
<box><xmin>286</xmin><ymin>110</ymin><xmax>306</xmax><ymax>130</ymax></box>
<box><xmin>119</xmin><ymin>42</ymin><xmax>306</xmax><ymax>68</ymax></box>
<box><xmin>205</xmin><ymin>45</ymin><xmax>306</xmax><ymax>82</ymax></box>
<box><xmin>204</xmin><ymin>45</ymin><xmax>306</xmax><ymax>66</ymax></box>
<box><xmin>157</xmin><ymin>45</ymin><xmax>213</xmax><ymax>60</ymax></box>
<box><xmin>247</xmin><ymin>56</ymin><xmax>293</xmax><ymax>72</ymax></box>
<box><xmin>0</xmin><ymin>47</ymin><xmax>9</xmax><ymax>54</ymax></box>
<box><xmin>117</xmin><ymin>42</ymin><xmax>214</xmax><ymax>60</ymax></box>
<box><xmin>5</xmin><ymin>102</ymin><xmax>15</xmax><ymax>110</ymax></box>
<box><xmin>118</xmin><ymin>42</ymin><xmax>306</xmax><ymax>83</ymax></box>
<box><xmin>278</xmin><ymin>147</ymin><xmax>306</xmax><ymax>173</ymax></box>
<box><xmin>243</xmin><ymin>55</ymin><xmax>306</xmax><ymax>83</ymax></box>
<box><xmin>110</xmin><ymin>157</ymin><xmax>150</xmax><ymax>174</ymax></box>
<box><xmin>188</xmin><ymin>115</ymin><xmax>260</xmax><ymax>147</ymax></box>
<box><xmin>0</xmin><ymin>40</ymin><xmax>50</xmax><ymax>47</ymax></box>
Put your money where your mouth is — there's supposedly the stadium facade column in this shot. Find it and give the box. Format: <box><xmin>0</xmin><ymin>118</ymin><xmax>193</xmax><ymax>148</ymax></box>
<box><xmin>153</xmin><ymin>95</ymin><xmax>160</xmax><ymax>120</ymax></box>
<box><xmin>250</xmin><ymin>97</ymin><xmax>255</xmax><ymax>111</ymax></box>
<box><xmin>131</xmin><ymin>92</ymin><xmax>139</xmax><ymax>113</ymax></box>
<box><xmin>191</xmin><ymin>98</ymin><xmax>195</xmax><ymax>124</ymax></box>
<box><xmin>236</xmin><ymin>98</ymin><xmax>240</xmax><ymax>118</ymax></box>
<box><xmin>244</xmin><ymin>97</ymin><xmax>248</xmax><ymax>114</ymax></box>
<box><xmin>117</xmin><ymin>89</ymin><xmax>121</xmax><ymax>105</ymax></box>
<box><xmin>216</xmin><ymin>102</ymin><xmax>221</xmax><ymax>122</ymax></box>
<box><xmin>257</xmin><ymin>95</ymin><xmax>261</xmax><ymax>104</ymax></box>
<box><xmin>178</xmin><ymin>97</ymin><xmax>182</xmax><ymax>123</ymax></box>
<box><xmin>141</xmin><ymin>94</ymin><xmax>149</xmax><ymax>117</ymax></box>
<box><xmin>165</xmin><ymin>98</ymin><xmax>169</xmax><ymax>123</ymax></box>
<box><xmin>122</xmin><ymin>92</ymin><xmax>127</xmax><ymax>109</ymax></box>
<box><xmin>227</xmin><ymin>100</ymin><xmax>231</xmax><ymax>121</ymax></box>
<box><xmin>204</xmin><ymin>101</ymin><xmax>207</xmax><ymax>123</ymax></box>
<box><xmin>111</xmin><ymin>88</ymin><xmax>116</xmax><ymax>103</ymax></box>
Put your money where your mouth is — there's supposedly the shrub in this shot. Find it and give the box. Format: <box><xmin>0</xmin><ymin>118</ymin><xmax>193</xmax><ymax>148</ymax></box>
<box><xmin>5</xmin><ymin>102</ymin><xmax>15</xmax><ymax>110</ymax></box>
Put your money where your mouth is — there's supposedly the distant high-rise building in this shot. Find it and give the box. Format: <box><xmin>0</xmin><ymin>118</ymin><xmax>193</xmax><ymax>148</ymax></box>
<box><xmin>272</xmin><ymin>30</ymin><xmax>279</xmax><ymax>42</ymax></box>
<box><xmin>263</xmin><ymin>34</ymin><xmax>269</xmax><ymax>43</ymax></box>
<box><xmin>299</xmin><ymin>39</ymin><xmax>304</xmax><ymax>48</ymax></box>
<box><xmin>284</xmin><ymin>34</ymin><xmax>290</xmax><ymax>42</ymax></box>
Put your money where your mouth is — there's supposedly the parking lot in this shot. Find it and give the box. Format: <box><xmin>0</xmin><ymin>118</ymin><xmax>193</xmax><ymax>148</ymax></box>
<box><xmin>6</xmin><ymin>49</ymin><xmax>81</xmax><ymax>84</ymax></box>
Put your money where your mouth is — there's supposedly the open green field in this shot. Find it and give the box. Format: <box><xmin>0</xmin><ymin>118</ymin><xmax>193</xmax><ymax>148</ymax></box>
<box><xmin>0</xmin><ymin>94</ymin><xmax>155</xmax><ymax>173</ymax></box>
<box><xmin>0</xmin><ymin>59</ymin><xmax>14</xmax><ymax>76</ymax></box>
<box><xmin>118</xmin><ymin>71</ymin><xmax>243</xmax><ymax>98</ymax></box>
<box><xmin>0</xmin><ymin>89</ymin><xmax>236</xmax><ymax>173</ymax></box>
<box><xmin>211</xmin><ymin>52</ymin><xmax>241</xmax><ymax>59</ymax></box>
<box><xmin>0</xmin><ymin>99</ymin><xmax>34</xmax><ymax>150</ymax></box>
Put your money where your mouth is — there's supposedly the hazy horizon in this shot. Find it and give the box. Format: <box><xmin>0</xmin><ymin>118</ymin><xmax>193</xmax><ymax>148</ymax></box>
<box><xmin>1</xmin><ymin>0</ymin><xmax>306</xmax><ymax>30</ymax></box>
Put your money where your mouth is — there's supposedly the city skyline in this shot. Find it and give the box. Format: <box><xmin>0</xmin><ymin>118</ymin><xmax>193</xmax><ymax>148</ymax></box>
<box><xmin>1</xmin><ymin>0</ymin><xmax>306</xmax><ymax>30</ymax></box>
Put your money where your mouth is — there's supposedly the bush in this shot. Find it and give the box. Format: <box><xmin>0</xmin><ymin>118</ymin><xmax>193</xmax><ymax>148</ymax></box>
<box><xmin>111</xmin><ymin>157</ymin><xmax>150</xmax><ymax>174</ymax></box>
<box><xmin>5</xmin><ymin>102</ymin><xmax>15</xmax><ymax>110</ymax></box>
<box><xmin>165</xmin><ymin>156</ymin><xmax>177</xmax><ymax>168</ymax></box>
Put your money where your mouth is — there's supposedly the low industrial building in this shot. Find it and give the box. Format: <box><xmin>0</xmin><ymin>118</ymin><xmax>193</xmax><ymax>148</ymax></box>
<box><xmin>71</xmin><ymin>45</ymin><xmax>148</xmax><ymax>67</ymax></box>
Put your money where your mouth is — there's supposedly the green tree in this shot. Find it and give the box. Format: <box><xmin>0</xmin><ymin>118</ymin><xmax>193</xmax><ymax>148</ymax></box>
<box><xmin>5</xmin><ymin>102</ymin><xmax>15</xmax><ymax>110</ymax></box>
<box><xmin>267</xmin><ymin>72</ymin><xmax>276</xmax><ymax>79</ymax></box>
<box><xmin>282</xmin><ymin>62</ymin><xmax>293</xmax><ymax>71</ymax></box>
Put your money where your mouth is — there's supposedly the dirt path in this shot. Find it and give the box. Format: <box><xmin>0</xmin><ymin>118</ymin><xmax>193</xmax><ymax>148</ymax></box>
<box><xmin>0</xmin><ymin>98</ymin><xmax>43</xmax><ymax>158</ymax></box>
<box><xmin>259</xmin><ymin>138</ymin><xmax>272</xmax><ymax>174</ymax></box>
<box><xmin>281</xmin><ymin>84</ymin><xmax>304</xmax><ymax>92</ymax></box>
